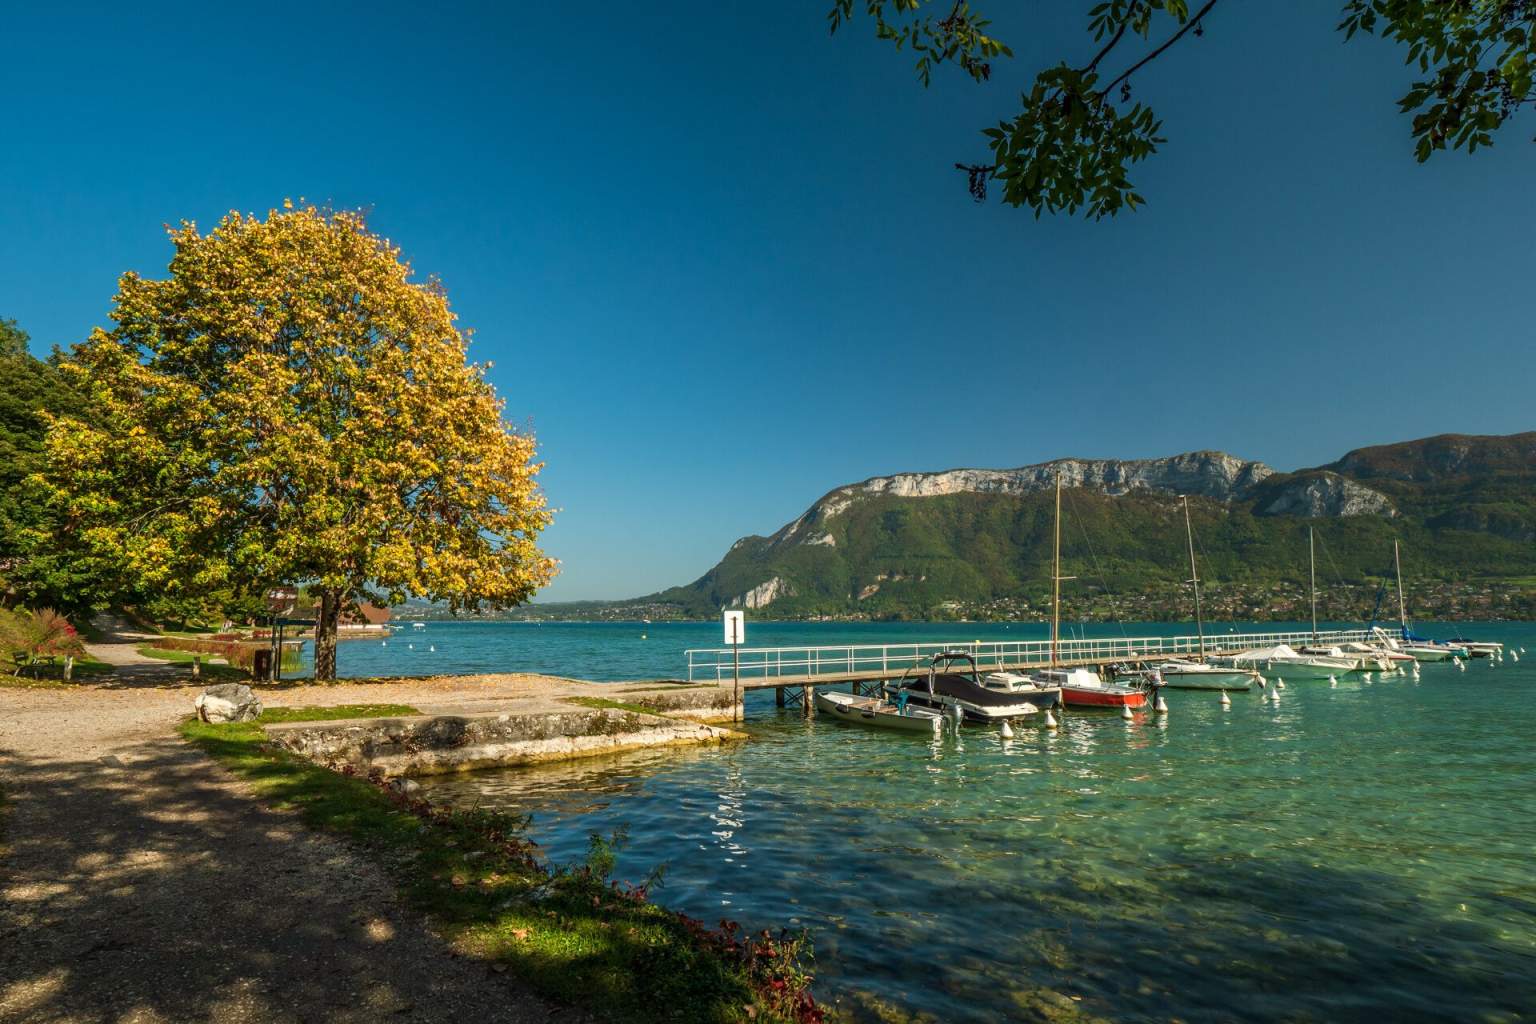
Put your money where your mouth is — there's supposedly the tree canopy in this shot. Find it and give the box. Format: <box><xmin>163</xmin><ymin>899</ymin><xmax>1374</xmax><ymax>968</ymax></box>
<box><xmin>45</xmin><ymin>204</ymin><xmax>557</xmax><ymax>678</ymax></box>
<box><xmin>829</xmin><ymin>1</ymin><xmax>1536</xmax><ymax>217</ymax></box>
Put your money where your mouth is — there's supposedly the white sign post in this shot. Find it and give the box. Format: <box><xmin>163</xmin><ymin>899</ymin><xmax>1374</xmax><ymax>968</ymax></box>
<box><xmin>723</xmin><ymin>611</ymin><xmax>745</xmax><ymax>722</ymax></box>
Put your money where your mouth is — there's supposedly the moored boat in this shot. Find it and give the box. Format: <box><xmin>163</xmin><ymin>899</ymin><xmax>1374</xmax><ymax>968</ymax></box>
<box><xmin>1445</xmin><ymin>637</ymin><xmax>1502</xmax><ymax>658</ymax></box>
<box><xmin>1215</xmin><ymin>644</ymin><xmax>1356</xmax><ymax>679</ymax></box>
<box><xmin>815</xmin><ymin>690</ymin><xmax>945</xmax><ymax>734</ymax></box>
<box><xmin>1027</xmin><ymin>667</ymin><xmax>1149</xmax><ymax>708</ymax></box>
<box><xmin>1151</xmin><ymin>659</ymin><xmax>1259</xmax><ymax>691</ymax></box>
<box><xmin>892</xmin><ymin>651</ymin><xmax>1053</xmax><ymax>722</ymax></box>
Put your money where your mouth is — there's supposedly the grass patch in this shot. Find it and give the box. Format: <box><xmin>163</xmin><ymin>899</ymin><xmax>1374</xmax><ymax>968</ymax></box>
<box><xmin>563</xmin><ymin>696</ymin><xmax>665</xmax><ymax>716</ymax></box>
<box><xmin>179</xmin><ymin>719</ymin><xmax>828</xmax><ymax>1023</ymax></box>
<box><xmin>260</xmin><ymin>704</ymin><xmax>420</xmax><ymax>723</ymax></box>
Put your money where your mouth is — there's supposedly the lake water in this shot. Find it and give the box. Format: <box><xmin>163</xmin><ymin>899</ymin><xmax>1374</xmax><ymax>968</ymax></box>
<box><xmin>383</xmin><ymin>621</ymin><xmax>1535</xmax><ymax>1022</ymax></box>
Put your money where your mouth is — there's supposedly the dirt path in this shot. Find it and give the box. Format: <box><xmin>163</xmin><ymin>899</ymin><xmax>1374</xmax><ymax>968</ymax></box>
<box><xmin>0</xmin><ymin>685</ymin><xmax>585</xmax><ymax>1024</ymax></box>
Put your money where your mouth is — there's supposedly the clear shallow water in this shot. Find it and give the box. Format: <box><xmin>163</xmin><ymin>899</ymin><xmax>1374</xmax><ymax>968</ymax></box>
<box><xmin>412</xmin><ymin>621</ymin><xmax>1536</xmax><ymax>1023</ymax></box>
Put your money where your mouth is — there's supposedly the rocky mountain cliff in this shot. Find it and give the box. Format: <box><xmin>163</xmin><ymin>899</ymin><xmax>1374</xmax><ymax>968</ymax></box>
<box><xmin>641</xmin><ymin>432</ymin><xmax>1536</xmax><ymax>619</ymax></box>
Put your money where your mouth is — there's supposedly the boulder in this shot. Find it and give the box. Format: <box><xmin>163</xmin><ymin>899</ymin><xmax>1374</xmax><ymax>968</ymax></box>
<box><xmin>194</xmin><ymin>683</ymin><xmax>263</xmax><ymax>723</ymax></box>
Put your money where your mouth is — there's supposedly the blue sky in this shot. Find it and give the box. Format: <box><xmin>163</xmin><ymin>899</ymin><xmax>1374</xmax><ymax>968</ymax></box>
<box><xmin>2</xmin><ymin>2</ymin><xmax>1532</xmax><ymax>600</ymax></box>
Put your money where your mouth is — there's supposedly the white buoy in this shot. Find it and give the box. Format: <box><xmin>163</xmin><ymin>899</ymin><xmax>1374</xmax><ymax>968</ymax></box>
<box><xmin>1328</xmin><ymin>675</ymin><xmax>1337</xmax><ymax>684</ymax></box>
<box><xmin>1256</xmin><ymin>677</ymin><xmax>1266</xmax><ymax>689</ymax></box>
<box><xmin>1000</xmin><ymin>720</ymin><xmax>1014</xmax><ymax>739</ymax></box>
<box><xmin>1363</xmin><ymin>672</ymin><xmax>1373</xmax><ymax>681</ymax></box>
<box><xmin>1044</xmin><ymin>709</ymin><xmax>1058</xmax><ymax>729</ymax></box>
<box><xmin>381</xmin><ymin>640</ymin><xmax>387</xmax><ymax>646</ymax></box>
<box><xmin>429</xmin><ymin>645</ymin><xmax>435</xmax><ymax>652</ymax></box>
<box><xmin>1220</xmin><ymin>691</ymin><xmax>1231</xmax><ymax>708</ymax></box>
<box><xmin>1513</xmin><ymin>651</ymin><xmax>1520</xmax><ymax>662</ymax></box>
<box><xmin>640</xmin><ymin>633</ymin><xmax>647</xmax><ymax>640</ymax></box>
<box><xmin>1457</xmin><ymin>660</ymin><xmax>1466</xmax><ymax>672</ymax></box>
<box><xmin>1276</xmin><ymin>678</ymin><xmax>1286</xmax><ymax>689</ymax></box>
<box><xmin>408</xmin><ymin>643</ymin><xmax>414</xmax><ymax>650</ymax></box>
<box><xmin>1121</xmin><ymin>704</ymin><xmax>1134</xmax><ymax>721</ymax></box>
<box><xmin>1155</xmin><ymin>694</ymin><xmax>1169</xmax><ymax>713</ymax></box>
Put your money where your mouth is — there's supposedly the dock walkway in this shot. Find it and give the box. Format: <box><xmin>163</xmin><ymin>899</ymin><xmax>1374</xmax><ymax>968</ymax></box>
<box><xmin>685</xmin><ymin>628</ymin><xmax>1382</xmax><ymax>691</ymax></box>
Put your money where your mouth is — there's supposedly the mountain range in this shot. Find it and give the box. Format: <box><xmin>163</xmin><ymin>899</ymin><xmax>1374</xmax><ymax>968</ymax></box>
<box><xmin>519</xmin><ymin>432</ymin><xmax>1536</xmax><ymax>623</ymax></box>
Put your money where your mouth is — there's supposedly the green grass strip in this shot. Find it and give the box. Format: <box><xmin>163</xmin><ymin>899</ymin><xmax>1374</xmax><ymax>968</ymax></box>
<box><xmin>179</xmin><ymin>718</ymin><xmax>827</xmax><ymax>1023</ymax></box>
<box><xmin>562</xmin><ymin>696</ymin><xmax>664</xmax><ymax>716</ymax></box>
<box><xmin>259</xmin><ymin>704</ymin><xmax>420</xmax><ymax>723</ymax></box>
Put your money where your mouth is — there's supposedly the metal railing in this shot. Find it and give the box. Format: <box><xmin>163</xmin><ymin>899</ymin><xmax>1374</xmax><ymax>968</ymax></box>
<box><xmin>683</xmin><ymin>628</ymin><xmax>1381</xmax><ymax>683</ymax></box>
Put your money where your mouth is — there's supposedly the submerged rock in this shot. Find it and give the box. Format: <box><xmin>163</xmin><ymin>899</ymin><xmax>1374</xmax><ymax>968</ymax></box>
<box><xmin>194</xmin><ymin>683</ymin><xmax>263</xmax><ymax>723</ymax></box>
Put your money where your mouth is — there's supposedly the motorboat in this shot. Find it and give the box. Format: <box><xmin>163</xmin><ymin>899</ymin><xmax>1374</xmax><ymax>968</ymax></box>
<box><xmin>814</xmin><ymin>690</ymin><xmax>945</xmax><ymax>734</ymax></box>
<box><xmin>1445</xmin><ymin>637</ymin><xmax>1502</xmax><ymax>658</ymax></box>
<box><xmin>1319</xmin><ymin>642</ymin><xmax>1409</xmax><ymax>671</ymax></box>
<box><xmin>1214</xmin><ymin>644</ymin><xmax>1357</xmax><ymax>679</ymax></box>
<box><xmin>1150</xmin><ymin>659</ymin><xmax>1259</xmax><ymax>691</ymax></box>
<box><xmin>1015</xmin><ymin>667</ymin><xmax>1148</xmax><ymax>709</ymax></box>
<box><xmin>1298</xmin><ymin>644</ymin><xmax>1393</xmax><ymax>673</ymax></box>
<box><xmin>891</xmin><ymin>651</ymin><xmax>1053</xmax><ymax>722</ymax></box>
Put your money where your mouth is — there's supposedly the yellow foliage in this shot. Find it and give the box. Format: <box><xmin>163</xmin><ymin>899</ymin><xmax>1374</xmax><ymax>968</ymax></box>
<box><xmin>44</xmin><ymin>204</ymin><xmax>557</xmax><ymax>676</ymax></box>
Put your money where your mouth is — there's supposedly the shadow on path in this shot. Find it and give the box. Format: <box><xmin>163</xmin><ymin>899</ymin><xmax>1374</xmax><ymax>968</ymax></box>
<box><xmin>0</xmin><ymin>736</ymin><xmax>576</xmax><ymax>1024</ymax></box>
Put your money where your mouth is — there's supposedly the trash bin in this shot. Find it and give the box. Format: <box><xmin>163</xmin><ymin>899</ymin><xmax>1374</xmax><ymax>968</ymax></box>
<box><xmin>252</xmin><ymin>649</ymin><xmax>273</xmax><ymax>679</ymax></box>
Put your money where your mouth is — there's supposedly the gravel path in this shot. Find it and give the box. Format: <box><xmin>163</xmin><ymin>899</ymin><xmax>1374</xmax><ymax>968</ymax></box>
<box><xmin>0</xmin><ymin>683</ymin><xmax>586</xmax><ymax>1024</ymax></box>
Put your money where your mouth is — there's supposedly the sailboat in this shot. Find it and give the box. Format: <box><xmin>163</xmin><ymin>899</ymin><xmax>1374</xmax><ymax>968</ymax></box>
<box><xmin>1296</xmin><ymin>527</ymin><xmax>1394</xmax><ymax>671</ymax></box>
<box><xmin>1016</xmin><ymin>473</ymin><xmax>1148</xmax><ymax>709</ymax></box>
<box><xmin>1152</xmin><ymin>496</ymin><xmax>1260</xmax><ymax>691</ymax></box>
<box><xmin>1217</xmin><ymin>526</ymin><xmax>1358</xmax><ymax>680</ymax></box>
<box><xmin>1389</xmin><ymin>540</ymin><xmax>1468</xmax><ymax>661</ymax></box>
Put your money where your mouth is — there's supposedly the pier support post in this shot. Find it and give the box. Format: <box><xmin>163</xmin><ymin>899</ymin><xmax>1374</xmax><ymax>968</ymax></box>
<box><xmin>775</xmin><ymin>687</ymin><xmax>785</xmax><ymax>708</ymax></box>
<box><xmin>803</xmin><ymin>686</ymin><xmax>815</xmax><ymax>718</ymax></box>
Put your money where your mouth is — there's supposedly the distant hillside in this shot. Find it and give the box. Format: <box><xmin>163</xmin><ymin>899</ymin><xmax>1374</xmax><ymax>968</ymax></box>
<box><xmin>623</xmin><ymin>432</ymin><xmax>1536</xmax><ymax>623</ymax></box>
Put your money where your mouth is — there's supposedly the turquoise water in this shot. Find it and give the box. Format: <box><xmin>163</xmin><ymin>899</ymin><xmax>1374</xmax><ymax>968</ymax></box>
<box><xmin>315</xmin><ymin>618</ymin><xmax>1398</xmax><ymax>682</ymax></box>
<box><xmin>397</xmin><ymin>621</ymin><xmax>1536</xmax><ymax>1022</ymax></box>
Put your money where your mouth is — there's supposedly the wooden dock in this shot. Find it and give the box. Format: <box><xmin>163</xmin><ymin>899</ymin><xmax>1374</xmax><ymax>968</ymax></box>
<box><xmin>684</xmin><ymin>628</ymin><xmax>1385</xmax><ymax>710</ymax></box>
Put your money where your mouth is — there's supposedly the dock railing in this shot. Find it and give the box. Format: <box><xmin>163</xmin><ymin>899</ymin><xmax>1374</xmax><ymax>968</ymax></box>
<box><xmin>684</xmin><ymin>628</ymin><xmax>1381</xmax><ymax>684</ymax></box>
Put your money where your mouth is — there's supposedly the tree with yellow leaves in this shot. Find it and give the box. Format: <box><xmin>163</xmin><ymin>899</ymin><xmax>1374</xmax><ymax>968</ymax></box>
<box><xmin>46</xmin><ymin>203</ymin><xmax>556</xmax><ymax>680</ymax></box>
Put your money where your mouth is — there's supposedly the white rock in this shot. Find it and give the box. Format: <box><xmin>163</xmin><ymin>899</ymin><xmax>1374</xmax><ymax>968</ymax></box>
<box><xmin>194</xmin><ymin>683</ymin><xmax>263</xmax><ymax>723</ymax></box>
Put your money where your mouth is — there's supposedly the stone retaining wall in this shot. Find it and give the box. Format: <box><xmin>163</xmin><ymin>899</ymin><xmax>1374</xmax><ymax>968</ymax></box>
<box><xmin>265</xmin><ymin>706</ymin><xmax>744</xmax><ymax>777</ymax></box>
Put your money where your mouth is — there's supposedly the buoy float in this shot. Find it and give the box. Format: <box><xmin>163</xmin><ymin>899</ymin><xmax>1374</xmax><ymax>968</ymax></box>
<box><xmin>1513</xmin><ymin>651</ymin><xmax>1520</xmax><ymax>662</ymax></box>
<box><xmin>1363</xmin><ymin>672</ymin><xmax>1373</xmax><ymax>681</ymax></box>
<box><xmin>1044</xmin><ymin>709</ymin><xmax>1058</xmax><ymax>729</ymax></box>
<box><xmin>381</xmin><ymin>640</ymin><xmax>387</xmax><ymax>647</ymax></box>
<box><xmin>1220</xmin><ymin>691</ymin><xmax>1231</xmax><ymax>708</ymax></box>
<box><xmin>1155</xmin><ymin>694</ymin><xmax>1169</xmax><ymax>713</ymax></box>
<box><xmin>1276</xmin><ymin>678</ymin><xmax>1286</xmax><ymax>689</ymax></box>
<box><xmin>429</xmin><ymin>645</ymin><xmax>435</xmax><ymax>652</ymax></box>
<box><xmin>1330</xmin><ymin>677</ymin><xmax>1338</xmax><ymax>688</ymax></box>
<box><xmin>1457</xmin><ymin>660</ymin><xmax>1466</xmax><ymax>672</ymax></box>
<box><xmin>408</xmin><ymin>643</ymin><xmax>414</xmax><ymax>650</ymax></box>
<box><xmin>1121</xmin><ymin>704</ymin><xmax>1134</xmax><ymax>721</ymax></box>
<box><xmin>1000</xmin><ymin>720</ymin><xmax>1014</xmax><ymax>739</ymax></box>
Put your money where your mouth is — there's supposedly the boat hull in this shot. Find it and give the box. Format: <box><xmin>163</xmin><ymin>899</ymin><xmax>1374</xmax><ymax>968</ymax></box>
<box><xmin>1258</xmin><ymin>659</ymin><xmax>1353</xmax><ymax>679</ymax></box>
<box><xmin>1062</xmin><ymin>686</ymin><xmax>1147</xmax><ymax>708</ymax></box>
<box><xmin>814</xmin><ymin>692</ymin><xmax>943</xmax><ymax>733</ymax></box>
<box><xmin>1157</xmin><ymin>669</ymin><xmax>1257</xmax><ymax>691</ymax></box>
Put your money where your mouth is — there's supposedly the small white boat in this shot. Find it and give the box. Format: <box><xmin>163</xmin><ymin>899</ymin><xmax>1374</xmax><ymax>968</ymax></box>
<box><xmin>814</xmin><ymin>690</ymin><xmax>945</xmax><ymax>734</ymax></box>
<box><xmin>1215</xmin><ymin>644</ymin><xmax>1356</xmax><ymax>679</ymax></box>
<box><xmin>1152</xmin><ymin>659</ymin><xmax>1259</xmax><ymax>691</ymax></box>
<box><xmin>412</xmin><ymin>621</ymin><xmax>427</xmax><ymax>629</ymax></box>
<box><xmin>1445</xmin><ymin>637</ymin><xmax>1502</xmax><ymax>658</ymax></box>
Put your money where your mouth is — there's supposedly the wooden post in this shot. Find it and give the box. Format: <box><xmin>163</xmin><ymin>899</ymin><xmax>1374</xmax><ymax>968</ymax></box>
<box><xmin>803</xmin><ymin>685</ymin><xmax>815</xmax><ymax>717</ymax></box>
<box><xmin>775</xmin><ymin>687</ymin><xmax>785</xmax><ymax>708</ymax></box>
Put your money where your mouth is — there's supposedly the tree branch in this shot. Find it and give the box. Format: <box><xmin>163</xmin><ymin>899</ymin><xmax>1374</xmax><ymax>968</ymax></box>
<box><xmin>1100</xmin><ymin>0</ymin><xmax>1221</xmax><ymax>97</ymax></box>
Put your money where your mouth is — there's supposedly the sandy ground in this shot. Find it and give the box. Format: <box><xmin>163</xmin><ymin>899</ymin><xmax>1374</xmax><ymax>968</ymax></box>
<box><xmin>0</xmin><ymin>664</ymin><xmax>607</xmax><ymax>1024</ymax></box>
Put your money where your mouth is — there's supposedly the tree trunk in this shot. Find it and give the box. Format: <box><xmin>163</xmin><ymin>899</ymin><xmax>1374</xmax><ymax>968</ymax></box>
<box><xmin>314</xmin><ymin>591</ymin><xmax>341</xmax><ymax>683</ymax></box>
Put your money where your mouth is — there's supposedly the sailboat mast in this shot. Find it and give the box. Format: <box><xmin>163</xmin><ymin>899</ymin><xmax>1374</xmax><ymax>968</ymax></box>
<box><xmin>1394</xmin><ymin>540</ymin><xmax>1407</xmax><ymax>634</ymax></box>
<box><xmin>1051</xmin><ymin>471</ymin><xmax>1062</xmax><ymax>670</ymax></box>
<box><xmin>1182</xmin><ymin>496</ymin><xmax>1205</xmax><ymax>660</ymax></box>
<box><xmin>1309</xmin><ymin>526</ymin><xmax>1317</xmax><ymax>640</ymax></box>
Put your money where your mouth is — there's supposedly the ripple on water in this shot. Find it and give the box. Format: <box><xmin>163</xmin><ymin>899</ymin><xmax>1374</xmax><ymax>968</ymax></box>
<box><xmin>414</xmin><ymin>624</ymin><xmax>1536</xmax><ymax>1023</ymax></box>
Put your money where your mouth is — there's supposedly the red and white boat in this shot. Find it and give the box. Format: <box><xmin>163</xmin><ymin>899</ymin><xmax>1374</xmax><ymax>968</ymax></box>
<box><xmin>1026</xmin><ymin>667</ymin><xmax>1149</xmax><ymax>709</ymax></box>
